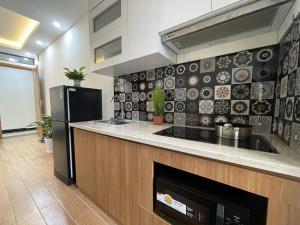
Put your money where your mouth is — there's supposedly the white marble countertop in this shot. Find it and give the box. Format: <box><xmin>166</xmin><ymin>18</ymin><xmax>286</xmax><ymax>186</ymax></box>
<box><xmin>70</xmin><ymin>120</ymin><xmax>300</xmax><ymax>179</ymax></box>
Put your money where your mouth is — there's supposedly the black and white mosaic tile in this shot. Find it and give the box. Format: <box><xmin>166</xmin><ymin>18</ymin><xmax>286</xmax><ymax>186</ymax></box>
<box><xmin>296</xmin><ymin>68</ymin><xmax>300</xmax><ymax>96</ymax></box>
<box><xmin>249</xmin><ymin>116</ymin><xmax>272</xmax><ymax>134</ymax></box>
<box><xmin>114</xmin><ymin>45</ymin><xmax>278</xmax><ymax>132</ymax></box>
<box><xmin>274</xmin><ymin>14</ymin><xmax>300</xmax><ymax>154</ymax></box>
<box><xmin>290</xmin><ymin>122</ymin><xmax>300</xmax><ymax>153</ymax></box>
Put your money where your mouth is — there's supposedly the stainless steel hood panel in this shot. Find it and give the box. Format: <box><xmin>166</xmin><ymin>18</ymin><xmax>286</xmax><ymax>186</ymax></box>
<box><xmin>161</xmin><ymin>0</ymin><xmax>294</xmax><ymax>53</ymax></box>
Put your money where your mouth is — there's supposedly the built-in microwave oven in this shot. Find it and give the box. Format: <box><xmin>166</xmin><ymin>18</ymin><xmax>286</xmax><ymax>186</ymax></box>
<box><xmin>154</xmin><ymin>163</ymin><xmax>268</xmax><ymax>225</ymax></box>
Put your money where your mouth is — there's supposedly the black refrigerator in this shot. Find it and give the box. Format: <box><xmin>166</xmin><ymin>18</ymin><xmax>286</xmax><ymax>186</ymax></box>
<box><xmin>50</xmin><ymin>85</ymin><xmax>102</xmax><ymax>185</ymax></box>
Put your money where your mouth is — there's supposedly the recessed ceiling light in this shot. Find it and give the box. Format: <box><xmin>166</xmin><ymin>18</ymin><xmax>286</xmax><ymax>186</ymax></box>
<box><xmin>0</xmin><ymin>7</ymin><xmax>40</xmax><ymax>50</ymax></box>
<box><xmin>36</xmin><ymin>40</ymin><xmax>43</xmax><ymax>46</ymax></box>
<box><xmin>53</xmin><ymin>21</ymin><xmax>61</xmax><ymax>28</ymax></box>
<box><xmin>8</xmin><ymin>58</ymin><xmax>16</xmax><ymax>62</ymax></box>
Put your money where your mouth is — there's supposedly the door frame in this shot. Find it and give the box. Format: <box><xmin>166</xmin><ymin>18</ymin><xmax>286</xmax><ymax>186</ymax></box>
<box><xmin>0</xmin><ymin>61</ymin><xmax>42</xmax><ymax>138</ymax></box>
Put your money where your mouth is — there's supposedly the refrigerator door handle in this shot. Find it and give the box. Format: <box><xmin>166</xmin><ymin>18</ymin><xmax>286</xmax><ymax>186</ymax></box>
<box><xmin>66</xmin><ymin>88</ymin><xmax>71</xmax><ymax>122</ymax></box>
<box><xmin>66</xmin><ymin>88</ymin><xmax>73</xmax><ymax>179</ymax></box>
<box><xmin>68</xmin><ymin>125</ymin><xmax>73</xmax><ymax>178</ymax></box>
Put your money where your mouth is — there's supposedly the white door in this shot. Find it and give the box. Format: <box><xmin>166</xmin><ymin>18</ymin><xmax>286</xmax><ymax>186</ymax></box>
<box><xmin>0</xmin><ymin>66</ymin><xmax>36</xmax><ymax>131</ymax></box>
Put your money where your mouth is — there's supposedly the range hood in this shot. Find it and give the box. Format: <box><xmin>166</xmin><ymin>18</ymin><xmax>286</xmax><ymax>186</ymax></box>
<box><xmin>161</xmin><ymin>0</ymin><xmax>294</xmax><ymax>53</ymax></box>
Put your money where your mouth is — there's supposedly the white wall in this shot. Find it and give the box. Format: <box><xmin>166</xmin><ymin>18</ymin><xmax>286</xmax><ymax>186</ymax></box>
<box><xmin>39</xmin><ymin>14</ymin><xmax>114</xmax><ymax>120</ymax></box>
<box><xmin>0</xmin><ymin>66</ymin><xmax>36</xmax><ymax>130</ymax></box>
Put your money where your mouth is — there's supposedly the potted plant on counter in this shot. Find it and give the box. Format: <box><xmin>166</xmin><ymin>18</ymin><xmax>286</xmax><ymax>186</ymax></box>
<box><xmin>153</xmin><ymin>88</ymin><xmax>165</xmax><ymax>125</ymax></box>
<box><xmin>64</xmin><ymin>66</ymin><xmax>86</xmax><ymax>87</ymax></box>
<box><xmin>34</xmin><ymin>115</ymin><xmax>53</xmax><ymax>153</ymax></box>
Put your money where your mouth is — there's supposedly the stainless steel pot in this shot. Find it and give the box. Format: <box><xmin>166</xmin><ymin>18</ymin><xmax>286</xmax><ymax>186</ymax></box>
<box><xmin>215</xmin><ymin>122</ymin><xmax>252</xmax><ymax>140</ymax></box>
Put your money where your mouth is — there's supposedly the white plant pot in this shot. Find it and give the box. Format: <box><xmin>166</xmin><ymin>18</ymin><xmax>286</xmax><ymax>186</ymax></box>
<box><xmin>74</xmin><ymin>80</ymin><xmax>81</xmax><ymax>87</ymax></box>
<box><xmin>44</xmin><ymin>138</ymin><xmax>53</xmax><ymax>153</ymax></box>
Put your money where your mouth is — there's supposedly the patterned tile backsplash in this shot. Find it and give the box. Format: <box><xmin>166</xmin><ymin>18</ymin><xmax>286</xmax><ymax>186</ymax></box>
<box><xmin>114</xmin><ymin>44</ymin><xmax>279</xmax><ymax>134</ymax></box>
<box><xmin>274</xmin><ymin>14</ymin><xmax>300</xmax><ymax>154</ymax></box>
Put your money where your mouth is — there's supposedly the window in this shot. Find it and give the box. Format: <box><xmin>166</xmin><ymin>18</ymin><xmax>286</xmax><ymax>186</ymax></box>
<box><xmin>0</xmin><ymin>52</ymin><xmax>34</xmax><ymax>66</ymax></box>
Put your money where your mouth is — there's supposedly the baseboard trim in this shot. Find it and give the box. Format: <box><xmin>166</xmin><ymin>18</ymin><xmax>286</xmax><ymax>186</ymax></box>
<box><xmin>2</xmin><ymin>127</ymin><xmax>36</xmax><ymax>134</ymax></box>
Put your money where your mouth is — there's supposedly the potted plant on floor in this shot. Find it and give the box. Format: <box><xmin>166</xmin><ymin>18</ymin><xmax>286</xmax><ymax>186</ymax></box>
<box><xmin>153</xmin><ymin>88</ymin><xmax>165</xmax><ymax>125</ymax></box>
<box><xmin>64</xmin><ymin>66</ymin><xmax>86</xmax><ymax>87</ymax></box>
<box><xmin>35</xmin><ymin>115</ymin><xmax>53</xmax><ymax>153</ymax></box>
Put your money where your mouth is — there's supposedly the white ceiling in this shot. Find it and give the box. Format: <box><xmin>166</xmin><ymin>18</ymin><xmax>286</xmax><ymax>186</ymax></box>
<box><xmin>0</xmin><ymin>0</ymin><xmax>88</xmax><ymax>57</ymax></box>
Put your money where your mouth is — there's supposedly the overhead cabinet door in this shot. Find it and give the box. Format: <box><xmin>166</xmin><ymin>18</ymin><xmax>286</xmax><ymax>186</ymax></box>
<box><xmin>159</xmin><ymin>0</ymin><xmax>211</xmax><ymax>32</ymax></box>
<box><xmin>89</xmin><ymin>0</ymin><xmax>127</xmax><ymax>41</ymax></box>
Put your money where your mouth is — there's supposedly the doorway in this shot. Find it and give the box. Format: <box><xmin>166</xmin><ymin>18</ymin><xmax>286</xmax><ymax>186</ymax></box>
<box><xmin>0</xmin><ymin>66</ymin><xmax>37</xmax><ymax>137</ymax></box>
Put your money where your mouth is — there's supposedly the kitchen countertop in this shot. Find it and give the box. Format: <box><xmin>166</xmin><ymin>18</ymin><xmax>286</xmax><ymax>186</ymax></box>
<box><xmin>70</xmin><ymin>120</ymin><xmax>300</xmax><ymax>179</ymax></box>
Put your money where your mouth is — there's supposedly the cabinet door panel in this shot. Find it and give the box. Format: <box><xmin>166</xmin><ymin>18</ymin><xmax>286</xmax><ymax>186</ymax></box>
<box><xmin>109</xmin><ymin>137</ymin><xmax>138</xmax><ymax>225</ymax></box>
<box><xmin>109</xmin><ymin>138</ymin><xmax>126</xmax><ymax>222</ymax></box>
<box><xmin>89</xmin><ymin>0</ymin><xmax>127</xmax><ymax>41</ymax></box>
<box><xmin>74</xmin><ymin>129</ymin><xmax>97</xmax><ymax>200</ymax></box>
<box><xmin>90</xmin><ymin>24</ymin><xmax>128</xmax><ymax>74</ymax></box>
<box><xmin>159</xmin><ymin>0</ymin><xmax>211</xmax><ymax>32</ymax></box>
<box><xmin>95</xmin><ymin>134</ymin><xmax>111</xmax><ymax>212</ymax></box>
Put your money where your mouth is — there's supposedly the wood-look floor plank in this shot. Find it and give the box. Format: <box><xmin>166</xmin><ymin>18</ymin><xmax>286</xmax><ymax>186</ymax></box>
<box><xmin>39</xmin><ymin>203</ymin><xmax>77</xmax><ymax>225</ymax></box>
<box><xmin>21</xmin><ymin>169</ymin><xmax>56</xmax><ymax>209</ymax></box>
<box><xmin>76</xmin><ymin>211</ymin><xmax>108</xmax><ymax>225</ymax></box>
<box><xmin>71</xmin><ymin>187</ymin><xmax>118</xmax><ymax>225</ymax></box>
<box><xmin>0</xmin><ymin>177</ymin><xmax>16</xmax><ymax>225</ymax></box>
<box><xmin>0</xmin><ymin>134</ymin><xmax>116</xmax><ymax>225</ymax></box>
<box><xmin>20</xmin><ymin>167</ymin><xmax>77</xmax><ymax>225</ymax></box>
<box><xmin>47</xmin><ymin>179</ymin><xmax>90</xmax><ymax>221</ymax></box>
<box><xmin>4</xmin><ymin>171</ymin><xmax>46</xmax><ymax>225</ymax></box>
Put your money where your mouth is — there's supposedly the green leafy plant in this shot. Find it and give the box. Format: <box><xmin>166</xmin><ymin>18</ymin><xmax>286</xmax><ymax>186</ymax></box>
<box><xmin>34</xmin><ymin>115</ymin><xmax>52</xmax><ymax>138</ymax></box>
<box><xmin>64</xmin><ymin>67</ymin><xmax>86</xmax><ymax>81</ymax></box>
<box><xmin>153</xmin><ymin>88</ymin><xmax>165</xmax><ymax>116</ymax></box>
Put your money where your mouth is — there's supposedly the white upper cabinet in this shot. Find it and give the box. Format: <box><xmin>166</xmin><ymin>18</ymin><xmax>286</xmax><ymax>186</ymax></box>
<box><xmin>89</xmin><ymin>0</ymin><xmax>127</xmax><ymax>42</ymax></box>
<box><xmin>212</xmin><ymin>0</ymin><xmax>242</xmax><ymax>11</ymax></box>
<box><xmin>88</xmin><ymin>0</ymin><xmax>104</xmax><ymax>11</ymax></box>
<box><xmin>158</xmin><ymin>0</ymin><xmax>248</xmax><ymax>33</ymax></box>
<box><xmin>89</xmin><ymin>0</ymin><xmax>176</xmax><ymax>76</ymax></box>
<box><xmin>89</xmin><ymin>0</ymin><xmax>129</xmax><ymax>74</ymax></box>
<box><xmin>159</xmin><ymin>0</ymin><xmax>212</xmax><ymax>33</ymax></box>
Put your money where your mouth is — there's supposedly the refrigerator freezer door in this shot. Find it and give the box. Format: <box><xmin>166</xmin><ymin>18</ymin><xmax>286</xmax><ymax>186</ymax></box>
<box><xmin>67</xmin><ymin>87</ymin><xmax>102</xmax><ymax>122</ymax></box>
<box><xmin>52</xmin><ymin>121</ymin><xmax>74</xmax><ymax>184</ymax></box>
<box><xmin>50</xmin><ymin>86</ymin><xmax>67</xmax><ymax>121</ymax></box>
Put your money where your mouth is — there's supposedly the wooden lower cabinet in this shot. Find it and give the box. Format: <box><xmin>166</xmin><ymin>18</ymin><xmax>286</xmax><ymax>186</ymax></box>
<box><xmin>74</xmin><ymin>129</ymin><xmax>139</xmax><ymax>225</ymax></box>
<box><xmin>109</xmin><ymin>137</ymin><xmax>139</xmax><ymax>225</ymax></box>
<box><xmin>74</xmin><ymin>130</ymin><xmax>97</xmax><ymax>200</ymax></box>
<box><xmin>139</xmin><ymin>206</ymin><xmax>170</xmax><ymax>225</ymax></box>
<box><xmin>95</xmin><ymin>133</ymin><xmax>111</xmax><ymax>212</ymax></box>
<box><xmin>74</xmin><ymin>128</ymin><xmax>300</xmax><ymax>225</ymax></box>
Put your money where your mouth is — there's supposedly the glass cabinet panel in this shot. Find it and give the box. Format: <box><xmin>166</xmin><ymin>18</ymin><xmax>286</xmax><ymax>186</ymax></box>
<box><xmin>94</xmin><ymin>1</ymin><xmax>121</xmax><ymax>33</ymax></box>
<box><xmin>95</xmin><ymin>37</ymin><xmax>122</xmax><ymax>63</ymax></box>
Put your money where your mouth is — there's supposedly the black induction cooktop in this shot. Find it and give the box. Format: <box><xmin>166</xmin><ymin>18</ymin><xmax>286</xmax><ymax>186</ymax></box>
<box><xmin>154</xmin><ymin>126</ymin><xmax>278</xmax><ymax>154</ymax></box>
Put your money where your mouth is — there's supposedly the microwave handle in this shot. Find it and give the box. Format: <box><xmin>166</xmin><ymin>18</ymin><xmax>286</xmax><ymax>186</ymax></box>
<box><xmin>216</xmin><ymin>204</ymin><xmax>225</xmax><ymax>225</ymax></box>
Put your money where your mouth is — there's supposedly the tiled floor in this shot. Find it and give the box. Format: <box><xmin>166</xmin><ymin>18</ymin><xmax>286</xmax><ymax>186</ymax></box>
<box><xmin>0</xmin><ymin>135</ymin><xmax>117</xmax><ymax>225</ymax></box>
